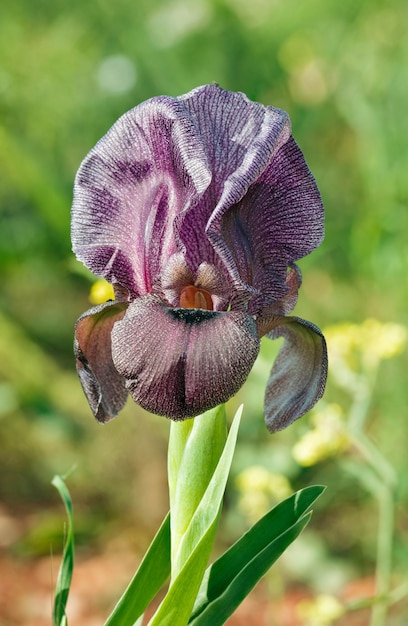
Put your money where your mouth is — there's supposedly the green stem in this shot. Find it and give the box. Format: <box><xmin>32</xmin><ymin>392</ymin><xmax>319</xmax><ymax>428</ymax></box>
<box><xmin>350</xmin><ymin>431</ymin><xmax>396</xmax><ymax>489</ymax></box>
<box><xmin>346</xmin><ymin>362</ymin><xmax>396</xmax><ymax>626</ymax></box>
<box><xmin>345</xmin><ymin>580</ymin><xmax>408</xmax><ymax>612</ymax></box>
<box><xmin>167</xmin><ymin>406</ymin><xmax>227</xmax><ymax>581</ymax></box>
<box><xmin>347</xmin><ymin>366</ymin><xmax>376</xmax><ymax>433</ymax></box>
<box><xmin>370</xmin><ymin>483</ymin><xmax>395</xmax><ymax>626</ymax></box>
<box><xmin>168</xmin><ymin>419</ymin><xmax>194</xmax><ymax>528</ymax></box>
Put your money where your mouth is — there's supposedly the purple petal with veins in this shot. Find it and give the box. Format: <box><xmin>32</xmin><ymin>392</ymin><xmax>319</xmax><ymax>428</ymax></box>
<box><xmin>111</xmin><ymin>295</ymin><xmax>260</xmax><ymax>419</ymax></box>
<box><xmin>71</xmin><ymin>84</ymin><xmax>327</xmax><ymax>428</ymax></box>
<box><xmin>72</xmin><ymin>97</ymin><xmax>212</xmax><ymax>296</ymax></box>
<box><xmin>258</xmin><ymin>316</ymin><xmax>328</xmax><ymax>432</ymax></box>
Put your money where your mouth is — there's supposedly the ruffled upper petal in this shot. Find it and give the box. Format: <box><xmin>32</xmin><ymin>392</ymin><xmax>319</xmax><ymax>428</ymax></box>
<box><xmin>74</xmin><ymin>301</ymin><xmax>129</xmax><ymax>422</ymax></box>
<box><xmin>110</xmin><ymin>294</ymin><xmax>260</xmax><ymax>419</ymax></box>
<box><xmin>72</xmin><ymin>96</ymin><xmax>212</xmax><ymax>296</ymax></box>
<box><xmin>177</xmin><ymin>85</ymin><xmax>291</xmax><ymax>271</ymax></box>
<box><xmin>72</xmin><ymin>85</ymin><xmax>300</xmax><ymax>304</ymax></box>
<box><xmin>217</xmin><ymin>137</ymin><xmax>324</xmax><ymax>312</ymax></box>
<box><xmin>257</xmin><ymin>315</ymin><xmax>327</xmax><ymax>432</ymax></box>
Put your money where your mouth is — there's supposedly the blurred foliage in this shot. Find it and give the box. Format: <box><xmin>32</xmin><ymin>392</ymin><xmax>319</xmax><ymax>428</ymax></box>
<box><xmin>1</xmin><ymin>0</ymin><xmax>408</xmax><ymax>620</ymax></box>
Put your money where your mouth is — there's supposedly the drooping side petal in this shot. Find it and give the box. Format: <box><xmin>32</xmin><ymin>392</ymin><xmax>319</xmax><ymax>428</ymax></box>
<box><xmin>72</xmin><ymin>97</ymin><xmax>212</xmax><ymax>296</ymax></box>
<box><xmin>258</xmin><ymin>315</ymin><xmax>327</xmax><ymax>432</ymax></box>
<box><xmin>74</xmin><ymin>301</ymin><xmax>129</xmax><ymax>422</ymax></box>
<box><xmin>217</xmin><ymin>137</ymin><xmax>324</xmax><ymax>312</ymax></box>
<box><xmin>111</xmin><ymin>294</ymin><xmax>260</xmax><ymax>420</ymax></box>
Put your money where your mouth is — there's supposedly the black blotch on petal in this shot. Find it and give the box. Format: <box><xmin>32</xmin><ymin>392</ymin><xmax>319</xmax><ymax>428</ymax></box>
<box><xmin>167</xmin><ymin>308</ymin><xmax>220</xmax><ymax>325</ymax></box>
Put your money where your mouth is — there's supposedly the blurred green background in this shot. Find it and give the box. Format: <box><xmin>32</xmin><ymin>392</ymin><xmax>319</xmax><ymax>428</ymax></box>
<box><xmin>1</xmin><ymin>0</ymin><xmax>407</xmax><ymax>624</ymax></box>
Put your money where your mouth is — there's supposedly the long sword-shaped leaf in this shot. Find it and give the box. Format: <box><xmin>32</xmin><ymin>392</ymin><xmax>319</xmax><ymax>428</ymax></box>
<box><xmin>189</xmin><ymin>513</ymin><xmax>312</xmax><ymax>625</ymax></box>
<box><xmin>174</xmin><ymin>407</ymin><xmax>242</xmax><ymax>572</ymax></box>
<box><xmin>148</xmin><ymin>516</ymin><xmax>220</xmax><ymax>626</ymax></box>
<box><xmin>104</xmin><ymin>513</ymin><xmax>171</xmax><ymax>626</ymax></box>
<box><xmin>189</xmin><ymin>485</ymin><xmax>325</xmax><ymax>623</ymax></box>
<box><xmin>52</xmin><ymin>475</ymin><xmax>75</xmax><ymax>626</ymax></box>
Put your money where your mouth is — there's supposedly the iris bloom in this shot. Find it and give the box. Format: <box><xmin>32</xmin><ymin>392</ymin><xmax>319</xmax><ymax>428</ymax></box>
<box><xmin>72</xmin><ymin>84</ymin><xmax>327</xmax><ymax>432</ymax></box>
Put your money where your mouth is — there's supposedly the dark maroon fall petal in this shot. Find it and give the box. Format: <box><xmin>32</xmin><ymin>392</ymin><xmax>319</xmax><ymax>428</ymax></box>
<box><xmin>74</xmin><ymin>301</ymin><xmax>129</xmax><ymax>422</ymax></box>
<box><xmin>110</xmin><ymin>294</ymin><xmax>260</xmax><ymax>420</ymax></box>
<box><xmin>258</xmin><ymin>315</ymin><xmax>328</xmax><ymax>432</ymax></box>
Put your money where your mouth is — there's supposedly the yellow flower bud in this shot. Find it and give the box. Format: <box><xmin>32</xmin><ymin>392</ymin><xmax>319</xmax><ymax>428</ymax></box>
<box><xmin>89</xmin><ymin>279</ymin><xmax>115</xmax><ymax>305</ymax></box>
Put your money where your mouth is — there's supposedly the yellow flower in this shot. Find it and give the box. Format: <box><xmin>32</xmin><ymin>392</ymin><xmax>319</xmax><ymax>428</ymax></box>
<box><xmin>235</xmin><ymin>466</ymin><xmax>292</xmax><ymax>523</ymax></box>
<box><xmin>296</xmin><ymin>594</ymin><xmax>345</xmax><ymax>626</ymax></box>
<box><xmin>293</xmin><ymin>404</ymin><xmax>349</xmax><ymax>467</ymax></box>
<box><xmin>324</xmin><ymin>319</ymin><xmax>407</xmax><ymax>373</ymax></box>
<box><xmin>89</xmin><ymin>279</ymin><xmax>115</xmax><ymax>305</ymax></box>
<box><xmin>361</xmin><ymin>319</ymin><xmax>407</xmax><ymax>360</ymax></box>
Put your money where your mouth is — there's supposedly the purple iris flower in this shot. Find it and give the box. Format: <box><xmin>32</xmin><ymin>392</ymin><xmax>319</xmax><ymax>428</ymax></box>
<box><xmin>72</xmin><ymin>84</ymin><xmax>327</xmax><ymax>432</ymax></box>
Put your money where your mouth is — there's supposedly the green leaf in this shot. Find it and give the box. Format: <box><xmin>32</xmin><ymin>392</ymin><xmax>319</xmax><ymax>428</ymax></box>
<box><xmin>169</xmin><ymin>405</ymin><xmax>227</xmax><ymax>573</ymax></box>
<box><xmin>104</xmin><ymin>513</ymin><xmax>171</xmax><ymax>626</ymax></box>
<box><xmin>189</xmin><ymin>485</ymin><xmax>325</xmax><ymax>625</ymax></box>
<box><xmin>52</xmin><ymin>475</ymin><xmax>75</xmax><ymax>626</ymax></box>
<box><xmin>189</xmin><ymin>514</ymin><xmax>311</xmax><ymax>625</ymax></box>
<box><xmin>148</xmin><ymin>407</ymin><xmax>242</xmax><ymax>626</ymax></box>
<box><xmin>174</xmin><ymin>406</ymin><xmax>241</xmax><ymax>574</ymax></box>
<box><xmin>148</xmin><ymin>516</ymin><xmax>220</xmax><ymax>626</ymax></box>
